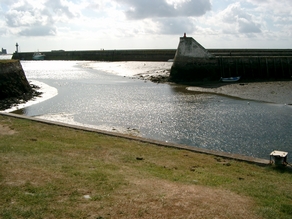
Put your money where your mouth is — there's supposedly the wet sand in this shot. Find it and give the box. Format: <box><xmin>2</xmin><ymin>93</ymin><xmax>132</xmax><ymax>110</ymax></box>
<box><xmin>186</xmin><ymin>81</ymin><xmax>292</xmax><ymax>105</ymax></box>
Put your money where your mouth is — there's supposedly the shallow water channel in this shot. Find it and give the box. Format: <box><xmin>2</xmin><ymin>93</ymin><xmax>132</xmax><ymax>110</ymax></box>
<box><xmin>13</xmin><ymin>61</ymin><xmax>292</xmax><ymax>160</ymax></box>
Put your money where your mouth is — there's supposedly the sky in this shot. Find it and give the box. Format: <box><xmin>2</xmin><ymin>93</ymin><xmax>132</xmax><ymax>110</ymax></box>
<box><xmin>0</xmin><ymin>0</ymin><xmax>292</xmax><ymax>53</ymax></box>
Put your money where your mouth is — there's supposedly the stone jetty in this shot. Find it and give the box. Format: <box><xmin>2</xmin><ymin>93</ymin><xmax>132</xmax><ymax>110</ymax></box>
<box><xmin>170</xmin><ymin>35</ymin><xmax>292</xmax><ymax>82</ymax></box>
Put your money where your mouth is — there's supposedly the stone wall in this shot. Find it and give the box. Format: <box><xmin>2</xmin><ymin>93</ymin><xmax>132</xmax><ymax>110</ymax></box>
<box><xmin>170</xmin><ymin>56</ymin><xmax>292</xmax><ymax>82</ymax></box>
<box><xmin>170</xmin><ymin>37</ymin><xmax>292</xmax><ymax>82</ymax></box>
<box><xmin>12</xmin><ymin>49</ymin><xmax>176</xmax><ymax>61</ymax></box>
<box><xmin>0</xmin><ymin>60</ymin><xmax>32</xmax><ymax>100</ymax></box>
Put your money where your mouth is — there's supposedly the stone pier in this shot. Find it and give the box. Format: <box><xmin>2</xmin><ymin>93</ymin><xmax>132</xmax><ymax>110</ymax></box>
<box><xmin>170</xmin><ymin>36</ymin><xmax>292</xmax><ymax>82</ymax></box>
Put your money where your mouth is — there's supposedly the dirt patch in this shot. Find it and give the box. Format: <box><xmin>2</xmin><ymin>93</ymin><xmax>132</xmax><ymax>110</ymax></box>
<box><xmin>94</xmin><ymin>178</ymin><xmax>258</xmax><ymax>219</ymax></box>
<box><xmin>0</xmin><ymin>124</ymin><xmax>16</xmax><ymax>135</ymax></box>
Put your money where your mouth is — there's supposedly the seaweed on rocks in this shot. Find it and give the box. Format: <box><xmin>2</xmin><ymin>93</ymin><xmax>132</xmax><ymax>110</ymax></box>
<box><xmin>0</xmin><ymin>83</ymin><xmax>42</xmax><ymax>111</ymax></box>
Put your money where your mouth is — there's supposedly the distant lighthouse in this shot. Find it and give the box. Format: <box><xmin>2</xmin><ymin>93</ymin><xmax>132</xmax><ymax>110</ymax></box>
<box><xmin>15</xmin><ymin>43</ymin><xmax>19</xmax><ymax>53</ymax></box>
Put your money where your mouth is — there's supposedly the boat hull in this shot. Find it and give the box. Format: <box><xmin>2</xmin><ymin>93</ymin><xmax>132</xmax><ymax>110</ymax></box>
<box><xmin>32</xmin><ymin>53</ymin><xmax>45</xmax><ymax>60</ymax></box>
<box><xmin>220</xmin><ymin>76</ymin><xmax>240</xmax><ymax>82</ymax></box>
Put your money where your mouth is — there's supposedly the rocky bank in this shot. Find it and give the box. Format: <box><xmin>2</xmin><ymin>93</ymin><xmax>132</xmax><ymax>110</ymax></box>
<box><xmin>0</xmin><ymin>60</ymin><xmax>41</xmax><ymax>110</ymax></box>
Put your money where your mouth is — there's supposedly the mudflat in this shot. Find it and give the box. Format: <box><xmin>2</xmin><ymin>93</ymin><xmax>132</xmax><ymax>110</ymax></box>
<box><xmin>187</xmin><ymin>81</ymin><xmax>292</xmax><ymax>104</ymax></box>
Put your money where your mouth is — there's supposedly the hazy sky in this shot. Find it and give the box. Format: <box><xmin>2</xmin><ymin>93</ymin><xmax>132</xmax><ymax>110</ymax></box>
<box><xmin>1</xmin><ymin>0</ymin><xmax>291</xmax><ymax>53</ymax></box>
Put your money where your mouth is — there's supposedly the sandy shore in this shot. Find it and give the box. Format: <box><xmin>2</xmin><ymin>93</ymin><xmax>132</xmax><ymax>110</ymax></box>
<box><xmin>186</xmin><ymin>81</ymin><xmax>292</xmax><ymax>105</ymax></box>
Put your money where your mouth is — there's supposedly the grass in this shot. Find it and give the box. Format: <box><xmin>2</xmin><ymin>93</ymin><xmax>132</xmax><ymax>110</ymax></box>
<box><xmin>0</xmin><ymin>114</ymin><xmax>292</xmax><ymax>218</ymax></box>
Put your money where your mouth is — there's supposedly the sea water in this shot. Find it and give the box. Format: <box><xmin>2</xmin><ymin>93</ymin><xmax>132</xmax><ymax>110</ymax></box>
<box><xmin>7</xmin><ymin>60</ymin><xmax>292</xmax><ymax>159</ymax></box>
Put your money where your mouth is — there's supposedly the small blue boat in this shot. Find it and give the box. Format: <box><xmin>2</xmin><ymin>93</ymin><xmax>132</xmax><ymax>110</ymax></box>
<box><xmin>220</xmin><ymin>76</ymin><xmax>240</xmax><ymax>82</ymax></box>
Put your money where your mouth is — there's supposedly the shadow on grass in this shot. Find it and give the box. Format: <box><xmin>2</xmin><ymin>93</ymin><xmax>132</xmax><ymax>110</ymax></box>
<box><xmin>271</xmin><ymin>165</ymin><xmax>292</xmax><ymax>174</ymax></box>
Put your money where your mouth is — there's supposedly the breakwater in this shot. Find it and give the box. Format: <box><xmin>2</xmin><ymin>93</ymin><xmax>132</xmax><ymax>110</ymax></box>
<box><xmin>12</xmin><ymin>49</ymin><xmax>176</xmax><ymax>61</ymax></box>
<box><xmin>12</xmin><ymin>48</ymin><xmax>292</xmax><ymax>62</ymax></box>
<box><xmin>11</xmin><ymin>45</ymin><xmax>292</xmax><ymax>81</ymax></box>
<box><xmin>209</xmin><ymin>49</ymin><xmax>292</xmax><ymax>57</ymax></box>
<box><xmin>170</xmin><ymin>37</ymin><xmax>292</xmax><ymax>82</ymax></box>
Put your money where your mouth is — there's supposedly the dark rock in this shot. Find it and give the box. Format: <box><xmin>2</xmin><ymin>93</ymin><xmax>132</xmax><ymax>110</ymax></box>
<box><xmin>136</xmin><ymin>157</ymin><xmax>144</xmax><ymax>160</ymax></box>
<box><xmin>0</xmin><ymin>60</ymin><xmax>41</xmax><ymax>110</ymax></box>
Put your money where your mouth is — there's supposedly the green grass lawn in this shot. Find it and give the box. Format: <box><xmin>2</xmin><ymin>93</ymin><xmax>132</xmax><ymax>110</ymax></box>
<box><xmin>0</xmin><ymin>114</ymin><xmax>291</xmax><ymax>219</ymax></box>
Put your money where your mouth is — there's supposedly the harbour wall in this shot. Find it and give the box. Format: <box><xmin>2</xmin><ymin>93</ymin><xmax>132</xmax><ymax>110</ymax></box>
<box><xmin>170</xmin><ymin>56</ymin><xmax>292</xmax><ymax>81</ymax></box>
<box><xmin>11</xmin><ymin>46</ymin><xmax>292</xmax><ymax>81</ymax></box>
<box><xmin>12</xmin><ymin>49</ymin><xmax>176</xmax><ymax>61</ymax></box>
<box><xmin>170</xmin><ymin>37</ymin><xmax>292</xmax><ymax>82</ymax></box>
<box><xmin>12</xmin><ymin>48</ymin><xmax>292</xmax><ymax>62</ymax></box>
